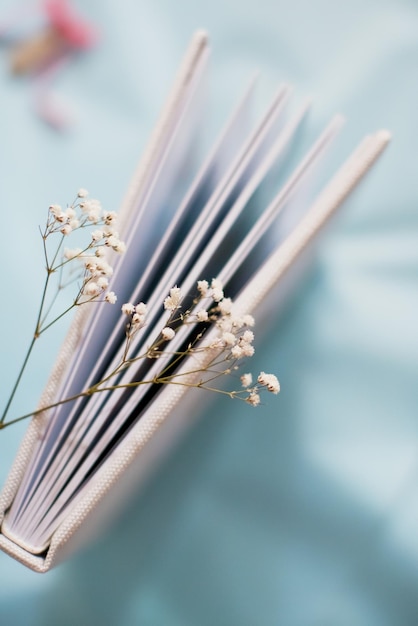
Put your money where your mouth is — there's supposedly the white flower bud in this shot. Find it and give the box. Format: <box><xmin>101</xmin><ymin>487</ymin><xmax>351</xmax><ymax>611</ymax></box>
<box><xmin>105</xmin><ymin>291</ymin><xmax>117</xmax><ymax>304</ymax></box>
<box><xmin>162</xmin><ymin>327</ymin><xmax>175</xmax><ymax>341</ymax></box>
<box><xmin>164</xmin><ymin>286</ymin><xmax>182</xmax><ymax>311</ymax></box>
<box><xmin>122</xmin><ymin>303</ymin><xmax>135</xmax><ymax>315</ymax></box>
<box><xmin>240</xmin><ymin>373</ymin><xmax>253</xmax><ymax>388</ymax></box>
<box><xmin>246</xmin><ymin>392</ymin><xmax>261</xmax><ymax>407</ymax></box>
<box><xmin>196</xmin><ymin>310</ymin><xmax>208</xmax><ymax>322</ymax></box>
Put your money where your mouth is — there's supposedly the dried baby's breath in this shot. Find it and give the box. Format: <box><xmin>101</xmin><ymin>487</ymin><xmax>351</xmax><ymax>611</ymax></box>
<box><xmin>0</xmin><ymin>191</ymin><xmax>279</xmax><ymax>430</ymax></box>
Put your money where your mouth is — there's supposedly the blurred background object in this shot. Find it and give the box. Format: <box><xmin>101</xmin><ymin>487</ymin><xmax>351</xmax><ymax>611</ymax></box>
<box><xmin>0</xmin><ymin>1</ymin><xmax>417</xmax><ymax>625</ymax></box>
<box><xmin>0</xmin><ymin>0</ymin><xmax>98</xmax><ymax>128</ymax></box>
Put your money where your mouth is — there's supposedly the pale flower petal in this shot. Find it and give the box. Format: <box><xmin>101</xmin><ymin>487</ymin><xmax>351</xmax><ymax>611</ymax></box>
<box><xmin>162</xmin><ymin>327</ymin><xmax>175</xmax><ymax>341</ymax></box>
<box><xmin>240</xmin><ymin>373</ymin><xmax>253</xmax><ymax>388</ymax></box>
<box><xmin>164</xmin><ymin>286</ymin><xmax>182</xmax><ymax>311</ymax></box>
<box><xmin>105</xmin><ymin>291</ymin><xmax>117</xmax><ymax>304</ymax></box>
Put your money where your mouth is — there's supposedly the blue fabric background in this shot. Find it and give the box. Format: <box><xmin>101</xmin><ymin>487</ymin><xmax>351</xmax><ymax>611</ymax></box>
<box><xmin>0</xmin><ymin>0</ymin><xmax>417</xmax><ymax>624</ymax></box>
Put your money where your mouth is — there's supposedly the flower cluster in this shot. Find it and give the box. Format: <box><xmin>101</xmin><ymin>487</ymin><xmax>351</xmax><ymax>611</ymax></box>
<box><xmin>45</xmin><ymin>189</ymin><xmax>126</xmax><ymax>306</ymax></box>
<box><xmin>240</xmin><ymin>371</ymin><xmax>280</xmax><ymax>406</ymax></box>
<box><xmin>122</xmin><ymin>301</ymin><xmax>148</xmax><ymax>338</ymax></box>
<box><xmin>0</xmin><ymin>200</ymin><xmax>280</xmax><ymax>432</ymax></box>
<box><xmin>116</xmin><ymin>279</ymin><xmax>279</xmax><ymax>408</ymax></box>
<box><xmin>163</xmin><ymin>286</ymin><xmax>182</xmax><ymax>312</ymax></box>
<box><xmin>195</xmin><ymin>279</ymin><xmax>279</xmax><ymax>405</ymax></box>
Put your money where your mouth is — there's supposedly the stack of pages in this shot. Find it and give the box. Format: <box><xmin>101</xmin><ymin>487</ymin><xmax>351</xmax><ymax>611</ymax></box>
<box><xmin>0</xmin><ymin>31</ymin><xmax>389</xmax><ymax>572</ymax></box>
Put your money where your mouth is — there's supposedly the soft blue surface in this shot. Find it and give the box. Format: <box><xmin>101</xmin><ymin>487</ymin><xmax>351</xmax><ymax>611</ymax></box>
<box><xmin>0</xmin><ymin>0</ymin><xmax>417</xmax><ymax>624</ymax></box>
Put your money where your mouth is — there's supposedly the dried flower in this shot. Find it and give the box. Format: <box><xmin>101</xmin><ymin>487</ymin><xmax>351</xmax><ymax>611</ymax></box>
<box><xmin>211</xmin><ymin>278</ymin><xmax>222</xmax><ymax>291</ymax></box>
<box><xmin>222</xmin><ymin>331</ymin><xmax>236</xmax><ymax>346</ymax></box>
<box><xmin>164</xmin><ymin>286</ymin><xmax>182</xmax><ymax>311</ymax></box>
<box><xmin>65</xmin><ymin>207</ymin><xmax>76</xmax><ymax>219</ymax></box>
<box><xmin>105</xmin><ymin>291</ymin><xmax>117</xmax><ymax>304</ymax></box>
<box><xmin>257</xmin><ymin>372</ymin><xmax>280</xmax><ymax>394</ymax></box>
<box><xmin>123</xmin><ymin>302</ymin><xmax>147</xmax><ymax>328</ymax></box>
<box><xmin>242</xmin><ymin>330</ymin><xmax>254</xmax><ymax>344</ymax></box>
<box><xmin>135</xmin><ymin>302</ymin><xmax>147</xmax><ymax>316</ymax></box>
<box><xmin>246</xmin><ymin>392</ymin><xmax>261</xmax><ymax>406</ymax></box>
<box><xmin>196</xmin><ymin>310</ymin><xmax>209</xmax><ymax>322</ymax></box>
<box><xmin>218</xmin><ymin>297</ymin><xmax>232</xmax><ymax>315</ymax></box>
<box><xmin>49</xmin><ymin>204</ymin><xmax>63</xmax><ymax>217</ymax></box>
<box><xmin>122</xmin><ymin>303</ymin><xmax>135</xmax><ymax>315</ymax></box>
<box><xmin>103</xmin><ymin>211</ymin><xmax>117</xmax><ymax>224</ymax></box>
<box><xmin>241</xmin><ymin>344</ymin><xmax>255</xmax><ymax>357</ymax></box>
<box><xmin>91</xmin><ymin>230</ymin><xmax>104</xmax><ymax>242</ymax></box>
<box><xmin>231</xmin><ymin>345</ymin><xmax>243</xmax><ymax>359</ymax></box>
<box><xmin>64</xmin><ymin>247</ymin><xmax>82</xmax><ymax>260</ymax></box>
<box><xmin>113</xmin><ymin>240</ymin><xmax>126</xmax><ymax>254</ymax></box>
<box><xmin>0</xmin><ymin>196</ymin><xmax>279</xmax><ymax>434</ymax></box>
<box><xmin>241</xmin><ymin>373</ymin><xmax>253</xmax><ymax>388</ymax></box>
<box><xmin>83</xmin><ymin>281</ymin><xmax>100</xmax><ymax>296</ymax></box>
<box><xmin>97</xmin><ymin>277</ymin><xmax>109</xmax><ymax>290</ymax></box>
<box><xmin>197</xmin><ymin>280</ymin><xmax>209</xmax><ymax>296</ymax></box>
<box><xmin>162</xmin><ymin>327</ymin><xmax>175</xmax><ymax>341</ymax></box>
<box><xmin>95</xmin><ymin>260</ymin><xmax>113</xmax><ymax>276</ymax></box>
<box><xmin>242</xmin><ymin>314</ymin><xmax>255</xmax><ymax>327</ymax></box>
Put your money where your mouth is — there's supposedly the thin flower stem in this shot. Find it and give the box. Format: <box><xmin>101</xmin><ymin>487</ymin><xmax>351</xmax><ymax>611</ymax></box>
<box><xmin>40</xmin><ymin>272</ymin><xmax>65</xmax><ymax>328</ymax></box>
<box><xmin>49</xmin><ymin>233</ymin><xmax>66</xmax><ymax>270</ymax></box>
<box><xmin>1</xmin><ymin>250</ymin><xmax>54</xmax><ymax>422</ymax></box>
<box><xmin>150</xmin><ymin>336</ymin><xmax>204</xmax><ymax>380</ymax></box>
<box><xmin>53</xmin><ymin>243</ymin><xmax>92</xmax><ymax>272</ymax></box>
<box><xmin>0</xmin><ymin>356</ymin><xmax>234</xmax><ymax>427</ymax></box>
<box><xmin>35</xmin><ymin>269</ymin><xmax>53</xmax><ymax>335</ymax></box>
<box><xmin>0</xmin><ymin>379</ymin><xmax>151</xmax><ymax>428</ymax></box>
<box><xmin>147</xmin><ymin>378</ymin><xmax>245</xmax><ymax>400</ymax></box>
<box><xmin>38</xmin><ymin>301</ymin><xmax>78</xmax><ymax>336</ymax></box>
<box><xmin>59</xmin><ymin>273</ymin><xmax>83</xmax><ymax>291</ymax></box>
<box><xmin>41</xmin><ymin>229</ymin><xmax>49</xmax><ymax>265</ymax></box>
<box><xmin>0</xmin><ymin>336</ymin><xmax>37</xmax><ymax>424</ymax></box>
<box><xmin>157</xmin><ymin>361</ymin><xmax>228</xmax><ymax>384</ymax></box>
<box><xmin>0</xmin><ymin>388</ymin><xmax>96</xmax><ymax>429</ymax></box>
<box><xmin>1</xmin><ymin>195</ymin><xmax>273</xmax><ymax>432</ymax></box>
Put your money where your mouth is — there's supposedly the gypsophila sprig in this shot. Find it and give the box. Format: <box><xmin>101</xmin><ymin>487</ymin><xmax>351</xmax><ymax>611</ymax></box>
<box><xmin>88</xmin><ymin>278</ymin><xmax>281</xmax><ymax>409</ymax></box>
<box><xmin>100</xmin><ymin>279</ymin><xmax>280</xmax><ymax>409</ymax></box>
<box><xmin>0</xmin><ymin>190</ymin><xmax>126</xmax><ymax>427</ymax></box>
<box><xmin>1</xmin><ymin>203</ymin><xmax>280</xmax><ymax>431</ymax></box>
<box><xmin>42</xmin><ymin>191</ymin><xmax>126</xmax><ymax>311</ymax></box>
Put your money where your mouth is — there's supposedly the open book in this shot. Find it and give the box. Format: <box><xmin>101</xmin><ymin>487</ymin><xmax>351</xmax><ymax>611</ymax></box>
<box><xmin>0</xmin><ymin>31</ymin><xmax>389</xmax><ymax>572</ymax></box>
